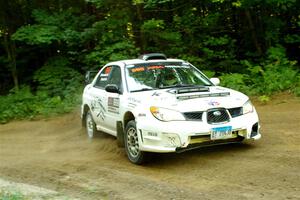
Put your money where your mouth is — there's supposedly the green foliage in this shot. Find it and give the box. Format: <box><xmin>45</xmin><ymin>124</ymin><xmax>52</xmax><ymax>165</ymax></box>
<box><xmin>264</xmin><ymin>17</ymin><xmax>284</xmax><ymax>45</ymax></box>
<box><xmin>1</xmin><ymin>0</ymin><xmax>300</xmax><ymax>123</ymax></box>
<box><xmin>0</xmin><ymin>86</ymin><xmax>37</xmax><ymax>123</ymax></box>
<box><xmin>84</xmin><ymin>40</ymin><xmax>139</xmax><ymax>69</ymax></box>
<box><xmin>0</xmin><ymin>190</ymin><xmax>24</xmax><ymax>200</ymax></box>
<box><xmin>33</xmin><ymin>57</ymin><xmax>83</xmax><ymax>115</ymax></box>
<box><xmin>285</xmin><ymin>34</ymin><xmax>300</xmax><ymax>44</ymax></box>
<box><xmin>201</xmin><ymin>35</ymin><xmax>237</xmax><ymax>71</ymax></box>
<box><xmin>293</xmin><ymin>86</ymin><xmax>300</xmax><ymax>97</ymax></box>
<box><xmin>291</xmin><ymin>74</ymin><xmax>300</xmax><ymax>97</ymax></box>
<box><xmin>202</xmin><ymin>70</ymin><xmax>216</xmax><ymax>78</ymax></box>
<box><xmin>144</xmin><ymin>0</ymin><xmax>174</xmax><ymax>8</ymax></box>
<box><xmin>34</xmin><ymin>57</ymin><xmax>82</xmax><ymax>98</ymax></box>
<box><xmin>220</xmin><ymin>73</ymin><xmax>251</xmax><ymax>94</ymax></box>
<box><xmin>141</xmin><ymin>19</ymin><xmax>181</xmax><ymax>54</ymax></box>
<box><xmin>12</xmin><ymin>25</ymin><xmax>60</xmax><ymax>45</ymax></box>
<box><xmin>178</xmin><ymin>54</ymin><xmax>205</xmax><ymax>68</ymax></box>
<box><xmin>221</xmin><ymin>46</ymin><xmax>299</xmax><ymax>96</ymax></box>
<box><xmin>142</xmin><ymin>19</ymin><xmax>165</xmax><ymax>31</ymax></box>
<box><xmin>258</xmin><ymin>95</ymin><xmax>270</xmax><ymax>104</ymax></box>
<box><xmin>251</xmin><ymin>46</ymin><xmax>298</xmax><ymax>95</ymax></box>
<box><xmin>266</xmin><ymin>45</ymin><xmax>287</xmax><ymax>61</ymax></box>
<box><xmin>0</xmin><ymin>57</ymin><xmax>83</xmax><ymax>123</ymax></box>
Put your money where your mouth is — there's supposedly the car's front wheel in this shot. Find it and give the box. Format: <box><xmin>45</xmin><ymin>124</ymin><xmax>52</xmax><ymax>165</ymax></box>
<box><xmin>125</xmin><ymin>120</ymin><xmax>147</xmax><ymax>164</ymax></box>
<box><xmin>85</xmin><ymin>110</ymin><xmax>97</xmax><ymax>138</ymax></box>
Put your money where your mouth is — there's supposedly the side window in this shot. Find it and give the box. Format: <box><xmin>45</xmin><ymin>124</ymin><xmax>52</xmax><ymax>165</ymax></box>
<box><xmin>94</xmin><ymin>66</ymin><xmax>123</xmax><ymax>92</ymax></box>
<box><xmin>108</xmin><ymin>66</ymin><xmax>123</xmax><ymax>92</ymax></box>
<box><xmin>94</xmin><ymin>66</ymin><xmax>112</xmax><ymax>88</ymax></box>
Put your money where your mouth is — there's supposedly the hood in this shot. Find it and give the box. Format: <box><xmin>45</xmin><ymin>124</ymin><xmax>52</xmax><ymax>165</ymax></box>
<box><xmin>128</xmin><ymin>86</ymin><xmax>249</xmax><ymax>112</ymax></box>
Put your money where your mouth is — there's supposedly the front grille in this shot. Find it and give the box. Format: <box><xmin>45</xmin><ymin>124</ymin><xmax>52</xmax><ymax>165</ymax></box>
<box><xmin>228</xmin><ymin>107</ymin><xmax>242</xmax><ymax>118</ymax></box>
<box><xmin>207</xmin><ymin>108</ymin><xmax>230</xmax><ymax>124</ymax></box>
<box><xmin>183</xmin><ymin>111</ymin><xmax>203</xmax><ymax>121</ymax></box>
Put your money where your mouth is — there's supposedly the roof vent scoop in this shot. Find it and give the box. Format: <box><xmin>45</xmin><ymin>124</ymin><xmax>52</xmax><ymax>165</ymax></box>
<box><xmin>138</xmin><ymin>53</ymin><xmax>167</xmax><ymax>61</ymax></box>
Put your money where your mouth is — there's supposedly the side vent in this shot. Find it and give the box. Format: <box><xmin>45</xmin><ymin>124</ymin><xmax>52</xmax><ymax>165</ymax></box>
<box><xmin>138</xmin><ymin>53</ymin><xmax>167</xmax><ymax>61</ymax></box>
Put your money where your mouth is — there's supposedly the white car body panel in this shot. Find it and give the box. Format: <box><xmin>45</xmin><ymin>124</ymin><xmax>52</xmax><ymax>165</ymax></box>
<box><xmin>81</xmin><ymin>57</ymin><xmax>261</xmax><ymax>153</ymax></box>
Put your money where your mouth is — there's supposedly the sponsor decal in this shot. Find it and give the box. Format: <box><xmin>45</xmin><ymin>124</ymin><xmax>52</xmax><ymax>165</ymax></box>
<box><xmin>128</xmin><ymin>102</ymin><xmax>137</xmax><ymax>108</ymax></box>
<box><xmin>138</xmin><ymin>113</ymin><xmax>146</xmax><ymax>117</ymax></box>
<box><xmin>100</xmin><ymin>77</ymin><xmax>108</xmax><ymax>81</ymax></box>
<box><xmin>147</xmin><ymin>132</ymin><xmax>158</xmax><ymax>137</ymax></box>
<box><xmin>208</xmin><ymin>100</ymin><xmax>220</xmax><ymax>106</ymax></box>
<box><xmin>127</xmin><ymin>97</ymin><xmax>141</xmax><ymax>104</ymax></box>
<box><xmin>100</xmin><ymin>73</ymin><xmax>109</xmax><ymax>77</ymax></box>
<box><xmin>91</xmin><ymin>97</ymin><xmax>106</xmax><ymax>120</ymax></box>
<box><xmin>131</xmin><ymin>65</ymin><xmax>164</xmax><ymax>73</ymax></box>
<box><xmin>131</xmin><ymin>67</ymin><xmax>145</xmax><ymax>73</ymax></box>
<box><xmin>108</xmin><ymin>97</ymin><xmax>120</xmax><ymax>114</ymax></box>
<box><xmin>165</xmin><ymin>65</ymin><xmax>189</xmax><ymax>69</ymax></box>
<box><xmin>147</xmin><ymin>65</ymin><xmax>164</xmax><ymax>70</ymax></box>
<box><xmin>152</xmin><ymin>92</ymin><xmax>161</xmax><ymax>96</ymax></box>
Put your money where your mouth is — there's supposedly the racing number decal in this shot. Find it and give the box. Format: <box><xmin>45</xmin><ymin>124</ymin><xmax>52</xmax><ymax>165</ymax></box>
<box><xmin>108</xmin><ymin>97</ymin><xmax>120</xmax><ymax>114</ymax></box>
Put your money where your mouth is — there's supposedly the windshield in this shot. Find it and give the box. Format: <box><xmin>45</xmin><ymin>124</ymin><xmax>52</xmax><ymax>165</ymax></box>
<box><xmin>125</xmin><ymin>62</ymin><xmax>212</xmax><ymax>92</ymax></box>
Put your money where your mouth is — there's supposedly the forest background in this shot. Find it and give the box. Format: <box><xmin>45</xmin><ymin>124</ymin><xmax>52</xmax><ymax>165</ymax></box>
<box><xmin>0</xmin><ymin>0</ymin><xmax>299</xmax><ymax>123</ymax></box>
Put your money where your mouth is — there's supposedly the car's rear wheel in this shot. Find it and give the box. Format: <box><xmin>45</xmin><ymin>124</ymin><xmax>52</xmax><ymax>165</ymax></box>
<box><xmin>125</xmin><ymin>120</ymin><xmax>147</xmax><ymax>164</ymax></box>
<box><xmin>86</xmin><ymin>110</ymin><xmax>97</xmax><ymax>138</ymax></box>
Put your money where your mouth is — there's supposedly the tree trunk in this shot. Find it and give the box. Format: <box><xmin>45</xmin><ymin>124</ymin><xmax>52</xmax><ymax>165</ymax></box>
<box><xmin>136</xmin><ymin>3</ymin><xmax>146</xmax><ymax>52</ymax></box>
<box><xmin>245</xmin><ymin>9</ymin><xmax>262</xmax><ymax>56</ymax></box>
<box><xmin>3</xmin><ymin>33</ymin><xmax>19</xmax><ymax>90</ymax></box>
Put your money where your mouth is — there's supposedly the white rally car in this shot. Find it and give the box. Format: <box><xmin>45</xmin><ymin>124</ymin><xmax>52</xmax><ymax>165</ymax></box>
<box><xmin>81</xmin><ymin>53</ymin><xmax>261</xmax><ymax>164</ymax></box>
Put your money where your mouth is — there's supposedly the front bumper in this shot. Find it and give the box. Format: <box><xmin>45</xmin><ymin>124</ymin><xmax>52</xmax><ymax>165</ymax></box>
<box><xmin>136</xmin><ymin>111</ymin><xmax>261</xmax><ymax>153</ymax></box>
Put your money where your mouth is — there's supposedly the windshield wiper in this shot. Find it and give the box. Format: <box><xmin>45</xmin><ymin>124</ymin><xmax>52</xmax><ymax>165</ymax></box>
<box><xmin>130</xmin><ymin>88</ymin><xmax>154</xmax><ymax>93</ymax></box>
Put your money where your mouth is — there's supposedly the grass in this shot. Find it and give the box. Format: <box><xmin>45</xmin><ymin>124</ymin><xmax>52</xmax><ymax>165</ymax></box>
<box><xmin>0</xmin><ymin>190</ymin><xmax>24</xmax><ymax>200</ymax></box>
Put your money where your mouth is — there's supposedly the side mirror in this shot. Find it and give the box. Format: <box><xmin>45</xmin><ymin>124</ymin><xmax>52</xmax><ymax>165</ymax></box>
<box><xmin>85</xmin><ymin>71</ymin><xmax>98</xmax><ymax>85</ymax></box>
<box><xmin>210</xmin><ymin>78</ymin><xmax>220</xmax><ymax>86</ymax></box>
<box><xmin>105</xmin><ymin>84</ymin><xmax>120</xmax><ymax>94</ymax></box>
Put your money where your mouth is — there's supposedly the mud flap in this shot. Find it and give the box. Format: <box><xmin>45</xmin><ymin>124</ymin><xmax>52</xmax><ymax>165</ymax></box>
<box><xmin>117</xmin><ymin>121</ymin><xmax>125</xmax><ymax>147</ymax></box>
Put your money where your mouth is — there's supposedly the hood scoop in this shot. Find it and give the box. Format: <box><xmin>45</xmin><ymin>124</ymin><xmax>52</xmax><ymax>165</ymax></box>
<box><xmin>168</xmin><ymin>86</ymin><xmax>209</xmax><ymax>94</ymax></box>
<box><xmin>177</xmin><ymin>92</ymin><xmax>230</xmax><ymax>100</ymax></box>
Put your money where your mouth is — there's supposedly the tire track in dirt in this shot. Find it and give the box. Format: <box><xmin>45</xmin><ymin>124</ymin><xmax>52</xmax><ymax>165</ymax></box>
<box><xmin>0</xmin><ymin>95</ymin><xmax>300</xmax><ymax>199</ymax></box>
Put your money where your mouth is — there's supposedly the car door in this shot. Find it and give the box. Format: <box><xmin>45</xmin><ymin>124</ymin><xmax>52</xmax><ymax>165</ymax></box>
<box><xmin>90</xmin><ymin>65</ymin><xmax>123</xmax><ymax>136</ymax></box>
<box><xmin>89</xmin><ymin>66</ymin><xmax>112</xmax><ymax>134</ymax></box>
<box><xmin>104</xmin><ymin>65</ymin><xmax>123</xmax><ymax>134</ymax></box>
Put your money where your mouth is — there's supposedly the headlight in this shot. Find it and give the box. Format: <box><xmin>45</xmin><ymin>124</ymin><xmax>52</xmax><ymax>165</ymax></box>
<box><xmin>150</xmin><ymin>106</ymin><xmax>185</xmax><ymax>121</ymax></box>
<box><xmin>242</xmin><ymin>100</ymin><xmax>254</xmax><ymax>115</ymax></box>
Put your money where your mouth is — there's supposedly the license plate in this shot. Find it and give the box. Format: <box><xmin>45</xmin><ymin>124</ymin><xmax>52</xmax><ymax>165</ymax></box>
<box><xmin>210</xmin><ymin>126</ymin><xmax>232</xmax><ymax>140</ymax></box>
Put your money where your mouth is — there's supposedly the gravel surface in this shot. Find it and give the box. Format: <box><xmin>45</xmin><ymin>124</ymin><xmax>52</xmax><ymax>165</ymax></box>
<box><xmin>0</xmin><ymin>96</ymin><xmax>299</xmax><ymax>200</ymax></box>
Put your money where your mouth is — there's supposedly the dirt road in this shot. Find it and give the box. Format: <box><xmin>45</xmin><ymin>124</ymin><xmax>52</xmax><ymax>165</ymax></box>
<box><xmin>0</xmin><ymin>96</ymin><xmax>300</xmax><ymax>200</ymax></box>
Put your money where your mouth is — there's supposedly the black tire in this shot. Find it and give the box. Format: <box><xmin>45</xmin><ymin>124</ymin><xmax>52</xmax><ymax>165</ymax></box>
<box><xmin>124</xmin><ymin>120</ymin><xmax>147</xmax><ymax>164</ymax></box>
<box><xmin>85</xmin><ymin>110</ymin><xmax>97</xmax><ymax>138</ymax></box>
